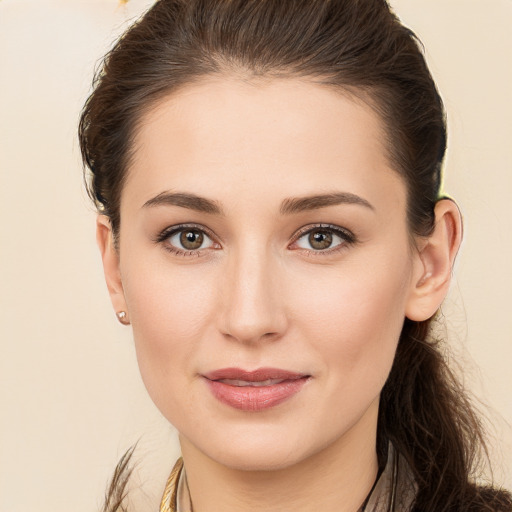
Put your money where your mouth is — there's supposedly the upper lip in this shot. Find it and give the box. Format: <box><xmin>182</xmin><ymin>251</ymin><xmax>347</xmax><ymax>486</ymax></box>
<box><xmin>203</xmin><ymin>367</ymin><xmax>309</xmax><ymax>382</ymax></box>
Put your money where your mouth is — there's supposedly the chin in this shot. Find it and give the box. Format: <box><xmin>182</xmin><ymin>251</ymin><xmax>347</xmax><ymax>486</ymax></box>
<box><xmin>209</xmin><ymin>442</ymin><xmax>308</xmax><ymax>472</ymax></box>
<box><xmin>187</xmin><ymin>420</ymin><xmax>335</xmax><ymax>472</ymax></box>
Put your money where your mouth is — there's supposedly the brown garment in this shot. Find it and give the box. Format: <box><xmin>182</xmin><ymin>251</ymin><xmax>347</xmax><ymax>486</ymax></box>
<box><xmin>159</xmin><ymin>445</ymin><xmax>416</xmax><ymax>512</ymax></box>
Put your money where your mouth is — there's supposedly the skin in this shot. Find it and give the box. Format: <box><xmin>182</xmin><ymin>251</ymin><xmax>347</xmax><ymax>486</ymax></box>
<box><xmin>98</xmin><ymin>78</ymin><xmax>461</xmax><ymax>512</ymax></box>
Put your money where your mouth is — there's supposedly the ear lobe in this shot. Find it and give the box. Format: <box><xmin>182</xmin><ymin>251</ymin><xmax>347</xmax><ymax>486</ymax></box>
<box><xmin>96</xmin><ymin>215</ymin><xmax>128</xmax><ymax>318</ymax></box>
<box><xmin>405</xmin><ymin>199</ymin><xmax>463</xmax><ymax>321</ymax></box>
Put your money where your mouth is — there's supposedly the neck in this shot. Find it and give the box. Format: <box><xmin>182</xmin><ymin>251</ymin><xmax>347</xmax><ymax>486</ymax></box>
<box><xmin>179</xmin><ymin>399</ymin><xmax>380</xmax><ymax>512</ymax></box>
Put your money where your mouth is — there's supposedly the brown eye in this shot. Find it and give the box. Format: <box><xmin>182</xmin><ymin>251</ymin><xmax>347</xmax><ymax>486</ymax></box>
<box><xmin>293</xmin><ymin>225</ymin><xmax>353</xmax><ymax>253</ymax></box>
<box><xmin>165</xmin><ymin>227</ymin><xmax>215</xmax><ymax>253</ymax></box>
<box><xmin>308</xmin><ymin>230</ymin><xmax>333</xmax><ymax>250</ymax></box>
<box><xmin>180</xmin><ymin>230</ymin><xmax>204</xmax><ymax>250</ymax></box>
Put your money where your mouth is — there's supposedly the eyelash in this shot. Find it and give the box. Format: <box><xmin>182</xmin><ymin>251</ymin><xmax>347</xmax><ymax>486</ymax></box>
<box><xmin>290</xmin><ymin>224</ymin><xmax>357</xmax><ymax>256</ymax></box>
<box><xmin>155</xmin><ymin>223</ymin><xmax>219</xmax><ymax>257</ymax></box>
<box><xmin>154</xmin><ymin>223</ymin><xmax>357</xmax><ymax>257</ymax></box>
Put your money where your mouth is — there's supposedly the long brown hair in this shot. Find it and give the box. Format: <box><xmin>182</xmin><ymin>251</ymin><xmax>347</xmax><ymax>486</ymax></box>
<box><xmin>79</xmin><ymin>1</ymin><xmax>511</xmax><ymax>510</ymax></box>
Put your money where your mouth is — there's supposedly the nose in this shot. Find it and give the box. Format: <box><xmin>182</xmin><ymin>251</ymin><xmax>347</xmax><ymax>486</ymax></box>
<box><xmin>217</xmin><ymin>244</ymin><xmax>288</xmax><ymax>345</ymax></box>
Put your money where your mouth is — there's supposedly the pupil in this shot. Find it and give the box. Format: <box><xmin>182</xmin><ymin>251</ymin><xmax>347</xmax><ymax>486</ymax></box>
<box><xmin>309</xmin><ymin>231</ymin><xmax>332</xmax><ymax>250</ymax></box>
<box><xmin>180</xmin><ymin>230</ymin><xmax>203</xmax><ymax>250</ymax></box>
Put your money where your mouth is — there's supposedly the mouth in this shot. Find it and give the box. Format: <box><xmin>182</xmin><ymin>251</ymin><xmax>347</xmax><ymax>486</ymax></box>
<box><xmin>202</xmin><ymin>367</ymin><xmax>311</xmax><ymax>411</ymax></box>
<box><xmin>215</xmin><ymin>378</ymin><xmax>292</xmax><ymax>387</ymax></box>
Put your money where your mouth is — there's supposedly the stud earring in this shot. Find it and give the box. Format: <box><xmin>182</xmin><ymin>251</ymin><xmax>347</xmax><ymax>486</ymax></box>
<box><xmin>116</xmin><ymin>311</ymin><xmax>130</xmax><ymax>325</ymax></box>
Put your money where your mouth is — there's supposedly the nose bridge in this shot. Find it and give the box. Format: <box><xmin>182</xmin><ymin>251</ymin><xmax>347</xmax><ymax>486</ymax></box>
<box><xmin>219</xmin><ymin>239</ymin><xmax>286</xmax><ymax>344</ymax></box>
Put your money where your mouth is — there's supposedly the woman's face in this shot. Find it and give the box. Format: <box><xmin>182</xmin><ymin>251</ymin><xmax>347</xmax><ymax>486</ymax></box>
<box><xmin>110</xmin><ymin>78</ymin><xmax>424</xmax><ymax>470</ymax></box>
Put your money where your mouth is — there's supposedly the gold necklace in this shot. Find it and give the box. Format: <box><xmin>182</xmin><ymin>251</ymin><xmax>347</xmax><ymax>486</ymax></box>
<box><xmin>160</xmin><ymin>458</ymin><xmax>184</xmax><ymax>512</ymax></box>
<box><xmin>159</xmin><ymin>453</ymin><xmax>398</xmax><ymax>512</ymax></box>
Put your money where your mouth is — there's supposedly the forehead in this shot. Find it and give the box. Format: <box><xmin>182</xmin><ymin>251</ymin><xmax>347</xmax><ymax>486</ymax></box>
<box><xmin>125</xmin><ymin>77</ymin><xmax>405</xmax><ymax>215</ymax></box>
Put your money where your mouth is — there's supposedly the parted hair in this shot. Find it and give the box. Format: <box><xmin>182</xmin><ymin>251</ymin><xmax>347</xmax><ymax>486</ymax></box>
<box><xmin>79</xmin><ymin>1</ymin><xmax>512</xmax><ymax>510</ymax></box>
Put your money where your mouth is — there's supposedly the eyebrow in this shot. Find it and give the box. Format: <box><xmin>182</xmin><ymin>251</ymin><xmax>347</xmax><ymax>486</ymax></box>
<box><xmin>280</xmin><ymin>192</ymin><xmax>375</xmax><ymax>215</ymax></box>
<box><xmin>142</xmin><ymin>192</ymin><xmax>224</xmax><ymax>215</ymax></box>
<box><xmin>142</xmin><ymin>190</ymin><xmax>374</xmax><ymax>216</ymax></box>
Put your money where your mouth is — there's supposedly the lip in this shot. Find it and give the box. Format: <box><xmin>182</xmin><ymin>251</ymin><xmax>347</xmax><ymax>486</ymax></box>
<box><xmin>202</xmin><ymin>367</ymin><xmax>310</xmax><ymax>411</ymax></box>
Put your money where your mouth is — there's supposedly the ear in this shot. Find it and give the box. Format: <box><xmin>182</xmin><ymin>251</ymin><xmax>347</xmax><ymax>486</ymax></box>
<box><xmin>405</xmin><ymin>199</ymin><xmax>463</xmax><ymax>321</ymax></box>
<box><xmin>96</xmin><ymin>215</ymin><xmax>129</xmax><ymax>322</ymax></box>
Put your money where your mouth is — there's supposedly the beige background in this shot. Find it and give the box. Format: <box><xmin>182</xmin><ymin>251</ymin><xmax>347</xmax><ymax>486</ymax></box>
<box><xmin>0</xmin><ymin>1</ymin><xmax>511</xmax><ymax>511</ymax></box>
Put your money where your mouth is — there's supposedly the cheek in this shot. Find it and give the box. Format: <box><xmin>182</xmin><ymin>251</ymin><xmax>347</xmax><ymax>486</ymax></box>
<box><xmin>124</xmin><ymin>254</ymin><xmax>219</xmax><ymax>331</ymax></box>
<box><xmin>290</xmin><ymin>254</ymin><xmax>412</xmax><ymax>386</ymax></box>
<box><xmin>120</xmin><ymin>258</ymin><xmax>218</xmax><ymax>394</ymax></box>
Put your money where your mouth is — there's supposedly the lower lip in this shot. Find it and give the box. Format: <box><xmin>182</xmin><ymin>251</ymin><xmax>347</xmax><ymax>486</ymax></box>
<box><xmin>205</xmin><ymin>377</ymin><xmax>309</xmax><ymax>411</ymax></box>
